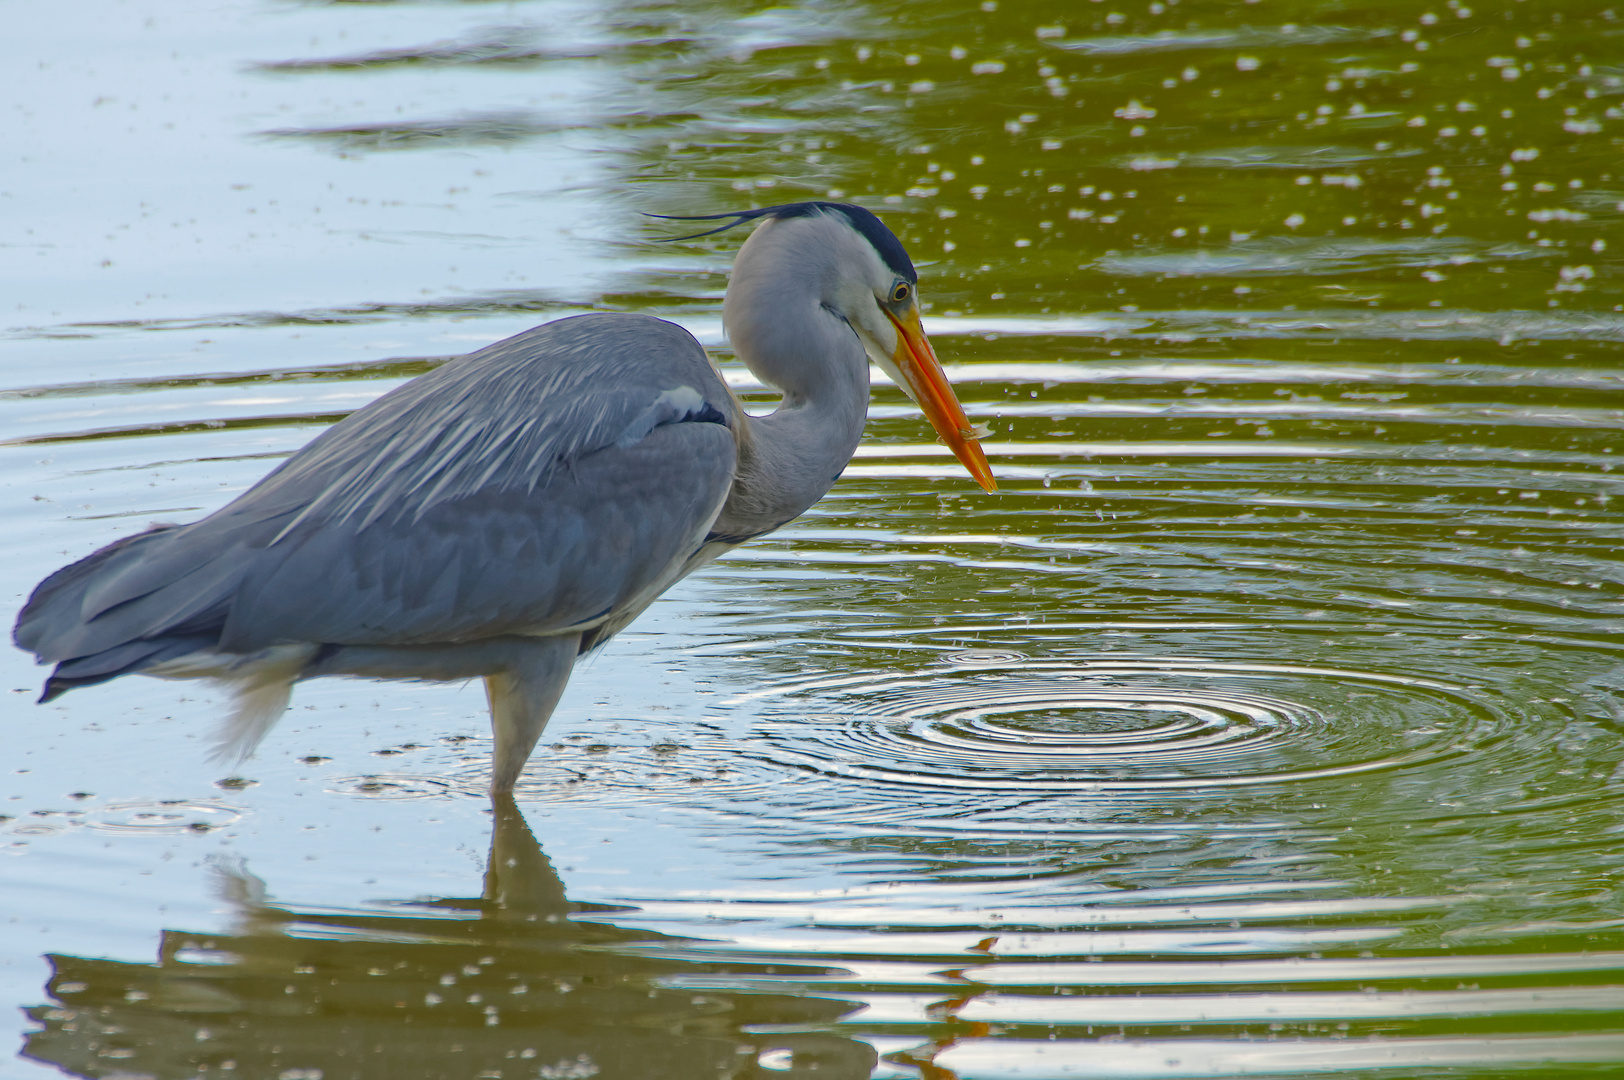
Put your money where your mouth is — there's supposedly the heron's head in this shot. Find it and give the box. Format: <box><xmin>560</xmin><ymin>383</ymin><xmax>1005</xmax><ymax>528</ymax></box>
<box><xmin>656</xmin><ymin>201</ymin><xmax>996</xmax><ymax>493</ymax></box>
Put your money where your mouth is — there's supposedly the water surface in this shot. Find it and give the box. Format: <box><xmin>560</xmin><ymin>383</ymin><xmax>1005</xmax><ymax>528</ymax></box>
<box><xmin>3</xmin><ymin>0</ymin><xmax>1623</xmax><ymax>1077</ymax></box>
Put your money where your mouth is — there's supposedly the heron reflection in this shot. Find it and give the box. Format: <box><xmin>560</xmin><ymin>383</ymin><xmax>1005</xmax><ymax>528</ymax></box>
<box><xmin>22</xmin><ymin>797</ymin><xmax>876</xmax><ymax>1080</ymax></box>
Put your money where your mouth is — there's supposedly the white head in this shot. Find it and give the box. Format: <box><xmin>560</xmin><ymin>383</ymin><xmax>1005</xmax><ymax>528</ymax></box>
<box><xmin>662</xmin><ymin>202</ymin><xmax>994</xmax><ymax>491</ymax></box>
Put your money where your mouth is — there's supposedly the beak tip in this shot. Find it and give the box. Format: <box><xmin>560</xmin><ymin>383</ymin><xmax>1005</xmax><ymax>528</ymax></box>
<box><xmin>959</xmin><ymin>450</ymin><xmax>998</xmax><ymax>493</ymax></box>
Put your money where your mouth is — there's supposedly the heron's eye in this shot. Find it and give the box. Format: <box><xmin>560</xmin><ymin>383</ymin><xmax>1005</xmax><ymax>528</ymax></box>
<box><xmin>889</xmin><ymin>281</ymin><xmax>911</xmax><ymax>303</ymax></box>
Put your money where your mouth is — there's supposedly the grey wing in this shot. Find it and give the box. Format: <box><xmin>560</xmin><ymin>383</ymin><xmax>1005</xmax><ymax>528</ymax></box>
<box><xmin>17</xmin><ymin>313</ymin><xmax>738</xmax><ymax>669</ymax></box>
<box><xmin>221</xmin><ymin>417</ymin><xmax>734</xmax><ymax>648</ymax></box>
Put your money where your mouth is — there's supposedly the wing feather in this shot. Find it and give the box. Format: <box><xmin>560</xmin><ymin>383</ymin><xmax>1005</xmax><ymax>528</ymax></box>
<box><xmin>17</xmin><ymin>313</ymin><xmax>738</xmax><ymax>667</ymax></box>
<box><xmin>220</xmin><ymin>421</ymin><xmax>734</xmax><ymax>649</ymax></box>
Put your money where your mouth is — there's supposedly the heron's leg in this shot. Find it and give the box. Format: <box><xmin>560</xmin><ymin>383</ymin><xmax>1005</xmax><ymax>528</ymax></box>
<box><xmin>485</xmin><ymin>634</ymin><xmax>581</xmax><ymax>794</ymax></box>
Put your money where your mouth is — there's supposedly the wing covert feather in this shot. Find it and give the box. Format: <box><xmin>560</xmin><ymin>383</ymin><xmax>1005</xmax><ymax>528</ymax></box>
<box><xmin>221</xmin><ymin>420</ymin><xmax>736</xmax><ymax>649</ymax></box>
<box><xmin>257</xmin><ymin>313</ymin><xmax>731</xmax><ymax>535</ymax></box>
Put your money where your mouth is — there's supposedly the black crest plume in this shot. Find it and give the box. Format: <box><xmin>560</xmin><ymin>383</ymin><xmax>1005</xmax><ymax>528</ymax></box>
<box><xmin>647</xmin><ymin>201</ymin><xmax>916</xmax><ymax>283</ymax></box>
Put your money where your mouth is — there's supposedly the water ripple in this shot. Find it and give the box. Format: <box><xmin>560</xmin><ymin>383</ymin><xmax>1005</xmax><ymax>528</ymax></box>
<box><xmin>747</xmin><ymin>658</ymin><xmax>1489</xmax><ymax>796</ymax></box>
<box><xmin>1096</xmin><ymin>237</ymin><xmax>1546</xmax><ymax>279</ymax></box>
<box><xmin>82</xmin><ymin>800</ymin><xmax>243</xmax><ymax>835</ymax></box>
<box><xmin>1050</xmin><ymin>25</ymin><xmax>1387</xmax><ymax>57</ymax></box>
<box><xmin>326</xmin><ymin>774</ymin><xmax>459</xmax><ymax>800</ymax></box>
<box><xmin>922</xmin><ymin>1033</ymin><xmax>1624</xmax><ymax>1077</ymax></box>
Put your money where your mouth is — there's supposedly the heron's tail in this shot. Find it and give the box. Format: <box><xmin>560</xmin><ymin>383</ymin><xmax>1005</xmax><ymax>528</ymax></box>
<box><xmin>37</xmin><ymin>636</ymin><xmax>219</xmax><ymax>702</ymax></box>
<box><xmin>14</xmin><ymin>523</ymin><xmax>238</xmax><ymax>699</ymax></box>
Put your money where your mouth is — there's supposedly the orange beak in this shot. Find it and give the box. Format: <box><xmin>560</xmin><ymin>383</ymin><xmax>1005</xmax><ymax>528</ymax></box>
<box><xmin>884</xmin><ymin>307</ymin><xmax>997</xmax><ymax>492</ymax></box>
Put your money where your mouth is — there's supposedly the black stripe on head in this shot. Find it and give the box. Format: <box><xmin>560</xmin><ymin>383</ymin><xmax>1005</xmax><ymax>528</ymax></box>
<box><xmin>648</xmin><ymin>201</ymin><xmax>917</xmax><ymax>284</ymax></box>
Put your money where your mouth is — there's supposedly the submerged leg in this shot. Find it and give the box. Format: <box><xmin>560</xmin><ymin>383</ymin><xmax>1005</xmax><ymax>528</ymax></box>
<box><xmin>302</xmin><ymin>633</ymin><xmax>582</xmax><ymax>792</ymax></box>
<box><xmin>485</xmin><ymin>634</ymin><xmax>581</xmax><ymax>794</ymax></box>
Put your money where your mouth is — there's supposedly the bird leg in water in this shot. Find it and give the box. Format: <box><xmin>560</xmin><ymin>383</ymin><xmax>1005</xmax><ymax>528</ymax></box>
<box><xmin>485</xmin><ymin>635</ymin><xmax>581</xmax><ymax>794</ymax></box>
<box><xmin>302</xmin><ymin>634</ymin><xmax>582</xmax><ymax>793</ymax></box>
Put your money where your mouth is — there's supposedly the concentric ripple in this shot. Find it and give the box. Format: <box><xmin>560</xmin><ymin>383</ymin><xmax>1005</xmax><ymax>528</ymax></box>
<box><xmin>751</xmin><ymin>656</ymin><xmax>1494</xmax><ymax>795</ymax></box>
<box><xmin>82</xmin><ymin>800</ymin><xmax>243</xmax><ymax>835</ymax></box>
<box><xmin>942</xmin><ymin>649</ymin><xmax>1028</xmax><ymax>666</ymax></box>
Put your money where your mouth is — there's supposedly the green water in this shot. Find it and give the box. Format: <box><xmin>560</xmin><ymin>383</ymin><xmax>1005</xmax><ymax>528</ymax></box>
<box><xmin>2</xmin><ymin>0</ymin><xmax>1622</xmax><ymax>1077</ymax></box>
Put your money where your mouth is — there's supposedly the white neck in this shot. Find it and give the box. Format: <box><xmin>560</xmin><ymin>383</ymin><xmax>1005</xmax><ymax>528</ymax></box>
<box><xmin>710</xmin><ymin>215</ymin><xmax>878</xmax><ymax>540</ymax></box>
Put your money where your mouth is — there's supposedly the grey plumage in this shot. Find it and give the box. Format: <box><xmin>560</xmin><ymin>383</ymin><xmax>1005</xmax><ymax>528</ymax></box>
<box><xmin>14</xmin><ymin>202</ymin><xmax>994</xmax><ymax>793</ymax></box>
<box><xmin>21</xmin><ymin>314</ymin><xmax>734</xmax><ymax>657</ymax></box>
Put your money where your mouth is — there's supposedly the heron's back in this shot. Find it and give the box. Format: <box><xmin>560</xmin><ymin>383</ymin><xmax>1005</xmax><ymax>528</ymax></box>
<box><xmin>14</xmin><ymin>313</ymin><xmax>739</xmax><ymax>699</ymax></box>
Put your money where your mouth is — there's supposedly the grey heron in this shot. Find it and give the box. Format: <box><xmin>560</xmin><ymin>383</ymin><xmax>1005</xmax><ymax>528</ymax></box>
<box><xmin>13</xmin><ymin>202</ymin><xmax>995</xmax><ymax>793</ymax></box>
